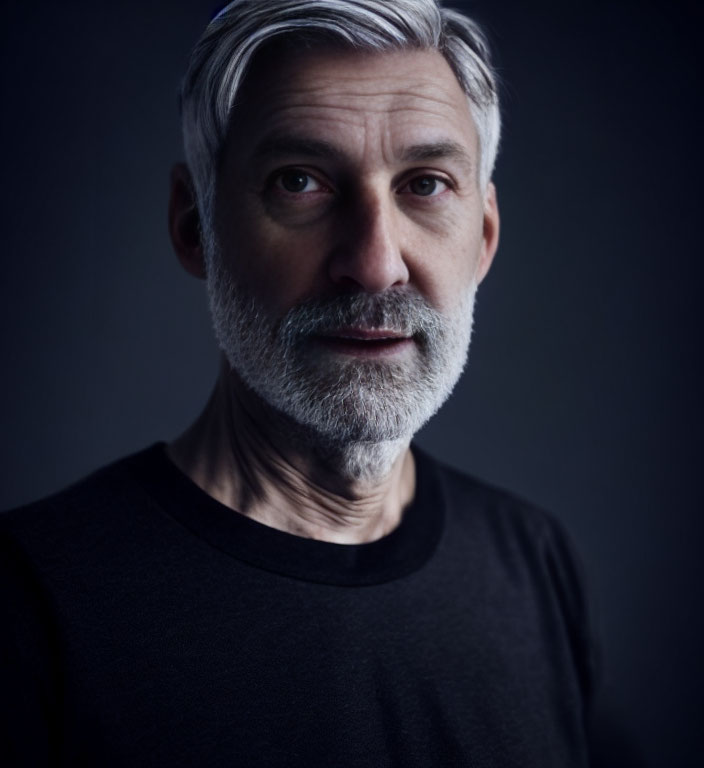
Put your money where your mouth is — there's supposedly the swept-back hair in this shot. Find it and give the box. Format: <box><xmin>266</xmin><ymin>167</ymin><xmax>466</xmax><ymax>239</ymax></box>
<box><xmin>181</xmin><ymin>0</ymin><xmax>501</xmax><ymax>222</ymax></box>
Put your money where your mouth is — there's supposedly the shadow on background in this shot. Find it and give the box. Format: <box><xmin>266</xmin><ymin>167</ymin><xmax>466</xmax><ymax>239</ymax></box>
<box><xmin>1</xmin><ymin>1</ymin><xmax>702</xmax><ymax>765</ymax></box>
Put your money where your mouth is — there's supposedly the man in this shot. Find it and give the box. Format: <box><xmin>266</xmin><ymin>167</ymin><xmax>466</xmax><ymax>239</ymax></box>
<box><xmin>1</xmin><ymin>1</ymin><xmax>627</xmax><ymax>765</ymax></box>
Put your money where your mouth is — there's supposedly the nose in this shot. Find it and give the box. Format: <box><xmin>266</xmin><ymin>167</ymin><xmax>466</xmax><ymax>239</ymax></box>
<box><xmin>328</xmin><ymin>191</ymin><xmax>410</xmax><ymax>293</ymax></box>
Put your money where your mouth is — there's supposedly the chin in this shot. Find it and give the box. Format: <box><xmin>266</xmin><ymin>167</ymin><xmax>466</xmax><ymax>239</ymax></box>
<box><xmin>313</xmin><ymin>436</ymin><xmax>411</xmax><ymax>483</ymax></box>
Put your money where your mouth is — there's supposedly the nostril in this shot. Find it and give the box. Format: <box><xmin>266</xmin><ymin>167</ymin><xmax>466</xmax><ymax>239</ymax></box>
<box><xmin>328</xmin><ymin>250</ymin><xmax>410</xmax><ymax>293</ymax></box>
<box><xmin>327</xmin><ymin>221</ymin><xmax>409</xmax><ymax>292</ymax></box>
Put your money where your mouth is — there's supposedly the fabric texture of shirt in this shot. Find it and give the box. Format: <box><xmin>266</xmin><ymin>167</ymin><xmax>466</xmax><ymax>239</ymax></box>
<box><xmin>1</xmin><ymin>444</ymin><xmax>617</xmax><ymax>767</ymax></box>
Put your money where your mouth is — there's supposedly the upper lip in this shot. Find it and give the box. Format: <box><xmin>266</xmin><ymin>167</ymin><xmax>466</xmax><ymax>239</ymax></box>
<box><xmin>318</xmin><ymin>327</ymin><xmax>410</xmax><ymax>340</ymax></box>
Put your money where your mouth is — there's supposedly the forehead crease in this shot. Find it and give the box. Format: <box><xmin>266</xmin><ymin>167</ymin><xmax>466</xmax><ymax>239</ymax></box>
<box><xmin>263</xmin><ymin>87</ymin><xmax>465</xmax><ymax>113</ymax></box>
<box><xmin>256</xmin><ymin>99</ymin><xmax>472</xmax><ymax>142</ymax></box>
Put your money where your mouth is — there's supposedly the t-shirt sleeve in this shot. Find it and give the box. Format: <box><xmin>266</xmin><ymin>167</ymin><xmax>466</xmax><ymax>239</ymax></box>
<box><xmin>543</xmin><ymin>515</ymin><xmax>646</xmax><ymax>768</ymax></box>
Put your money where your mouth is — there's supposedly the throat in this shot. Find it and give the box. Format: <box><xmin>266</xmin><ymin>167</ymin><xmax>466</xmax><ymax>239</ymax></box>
<box><xmin>167</xmin><ymin>364</ymin><xmax>417</xmax><ymax>544</ymax></box>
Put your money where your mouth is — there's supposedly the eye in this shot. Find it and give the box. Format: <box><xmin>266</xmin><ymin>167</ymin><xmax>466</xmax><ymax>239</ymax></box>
<box><xmin>274</xmin><ymin>169</ymin><xmax>326</xmax><ymax>194</ymax></box>
<box><xmin>404</xmin><ymin>175</ymin><xmax>450</xmax><ymax>197</ymax></box>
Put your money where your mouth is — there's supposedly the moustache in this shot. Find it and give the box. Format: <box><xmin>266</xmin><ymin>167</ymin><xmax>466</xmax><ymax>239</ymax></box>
<box><xmin>277</xmin><ymin>290</ymin><xmax>444</xmax><ymax>342</ymax></box>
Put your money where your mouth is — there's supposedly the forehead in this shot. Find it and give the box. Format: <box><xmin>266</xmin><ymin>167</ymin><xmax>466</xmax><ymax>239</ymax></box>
<box><xmin>223</xmin><ymin>46</ymin><xmax>478</xmax><ymax>167</ymax></box>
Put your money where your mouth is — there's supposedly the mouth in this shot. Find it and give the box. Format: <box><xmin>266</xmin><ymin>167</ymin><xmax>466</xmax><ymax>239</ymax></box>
<box><xmin>313</xmin><ymin>328</ymin><xmax>414</xmax><ymax>357</ymax></box>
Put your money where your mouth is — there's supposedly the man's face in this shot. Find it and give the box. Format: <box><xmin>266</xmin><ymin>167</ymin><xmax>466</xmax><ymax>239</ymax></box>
<box><xmin>205</xmin><ymin>46</ymin><xmax>499</xmax><ymax>447</ymax></box>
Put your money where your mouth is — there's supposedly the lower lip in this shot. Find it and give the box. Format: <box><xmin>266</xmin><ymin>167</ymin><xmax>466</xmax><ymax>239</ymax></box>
<box><xmin>313</xmin><ymin>336</ymin><xmax>414</xmax><ymax>358</ymax></box>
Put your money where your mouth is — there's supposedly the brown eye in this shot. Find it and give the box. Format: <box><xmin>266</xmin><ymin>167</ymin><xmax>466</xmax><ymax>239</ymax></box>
<box><xmin>409</xmin><ymin>176</ymin><xmax>438</xmax><ymax>196</ymax></box>
<box><xmin>404</xmin><ymin>175</ymin><xmax>450</xmax><ymax>198</ymax></box>
<box><xmin>280</xmin><ymin>170</ymin><xmax>310</xmax><ymax>192</ymax></box>
<box><xmin>275</xmin><ymin>169</ymin><xmax>325</xmax><ymax>194</ymax></box>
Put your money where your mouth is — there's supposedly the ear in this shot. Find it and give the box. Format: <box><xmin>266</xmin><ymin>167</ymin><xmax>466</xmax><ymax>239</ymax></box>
<box><xmin>168</xmin><ymin>163</ymin><xmax>207</xmax><ymax>279</ymax></box>
<box><xmin>475</xmin><ymin>181</ymin><xmax>500</xmax><ymax>285</ymax></box>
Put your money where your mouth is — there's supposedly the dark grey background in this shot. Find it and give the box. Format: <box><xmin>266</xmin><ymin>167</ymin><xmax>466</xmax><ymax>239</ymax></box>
<box><xmin>1</xmin><ymin>0</ymin><xmax>702</xmax><ymax>765</ymax></box>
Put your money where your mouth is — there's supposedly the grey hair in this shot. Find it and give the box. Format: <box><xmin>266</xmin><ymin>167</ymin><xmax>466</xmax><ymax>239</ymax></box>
<box><xmin>181</xmin><ymin>0</ymin><xmax>501</xmax><ymax>224</ymax></box>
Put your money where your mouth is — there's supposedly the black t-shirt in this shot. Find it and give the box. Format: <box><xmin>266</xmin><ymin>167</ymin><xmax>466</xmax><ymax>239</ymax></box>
<box><xmin>0</xmin><ymin>444</ymin><xmax>625</xmax><ymax>766</ymax></box>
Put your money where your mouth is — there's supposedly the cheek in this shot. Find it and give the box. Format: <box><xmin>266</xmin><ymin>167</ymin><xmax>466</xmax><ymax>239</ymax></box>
<box><xmin>407</xmin><ymin>208</ymin><xmax>484</xmax><ymax>312</ymax></box>
<box><xmin>215</xmin><ymin>200</ymin><xmax>333</xmax><ymax>313</ymax></box>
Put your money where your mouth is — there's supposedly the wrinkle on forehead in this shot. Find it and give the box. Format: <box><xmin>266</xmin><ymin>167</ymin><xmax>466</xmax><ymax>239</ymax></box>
<box><xmin>259</xmin><ymin>98</ymin><xmax>468</xmax><ymax>126</ymax></box>
<box><xmin>225</xmin><ymin>48</ymin><xmax>478</xmax><ymax>174</ymax></box>
<box><xmin>257</xmin><ymin>53</ymin><xmax>469</xmax><ymax>118</ymax></box>
<box><xmin>263</xmin><ymin>77</ymin><xmax>465</xmax><ymax>107</ymax></box>
<box><xmin>235</xmin><ymin>47</ymin><xmax>470</xmax><ymax>120</ymax></box>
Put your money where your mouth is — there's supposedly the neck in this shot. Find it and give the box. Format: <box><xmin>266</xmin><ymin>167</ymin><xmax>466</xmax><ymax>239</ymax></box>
<box><xmin>167</xmin><ymin>362</ymin><xmax>416</xmax><ymax>544</ymax></box>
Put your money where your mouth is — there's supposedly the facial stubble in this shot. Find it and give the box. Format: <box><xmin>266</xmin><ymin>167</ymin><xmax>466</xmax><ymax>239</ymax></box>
<box><xmin>204</xmin><ymin>231</ymin><xmax>477</xmax><ymax>481</ymax></box>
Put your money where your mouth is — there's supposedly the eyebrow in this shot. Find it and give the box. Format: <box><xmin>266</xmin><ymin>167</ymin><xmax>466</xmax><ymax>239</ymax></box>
<box><xmin>399</xmin><ymin>141</ymin><xmax>474</xmax><ymax>173</ymax></box>
<box><xmin>252</xmin><ymin>135</ymin><xmax>473</xmax><ymax>173</ymax></box>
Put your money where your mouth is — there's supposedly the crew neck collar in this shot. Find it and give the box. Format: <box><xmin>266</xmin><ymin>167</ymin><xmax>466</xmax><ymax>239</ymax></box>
<box><xmin>127</xmin><ymin>442</ymin><xmax>445</xmax><ymax>586</ymax></box>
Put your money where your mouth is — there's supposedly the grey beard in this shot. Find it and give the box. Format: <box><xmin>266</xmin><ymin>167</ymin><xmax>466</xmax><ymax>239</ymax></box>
<box><xmin>205</xmin><ymin>239</ymin><xmax>476</xmax><ymax>481</ymax></box>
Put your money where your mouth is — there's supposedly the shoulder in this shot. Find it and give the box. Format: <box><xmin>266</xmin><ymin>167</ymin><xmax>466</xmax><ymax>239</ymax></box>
<box><xmin>416</xmin><ymin>446</ymin><xmax>591</xmax><ymax>633</ymax></box>
<box><xmin>417</xmin><ymin>447</ymin><xmax>598</xmax><ymax>695</ymax></box>
<box><xmin>0</xmin><ymin>445</ymin><xmax>164</xmax><ymax>568</ymax></box>
<box><xmin>415</xmin><ymin>445</ymin><xmax>568</xmax><ymax>550</ymax></box>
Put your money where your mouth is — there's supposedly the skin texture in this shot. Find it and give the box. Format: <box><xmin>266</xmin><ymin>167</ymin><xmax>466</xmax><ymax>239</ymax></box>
<box><xmin>167</xmin><ymin>46</ymin><xmax>499</xmax><ymax>544</ymax></box>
